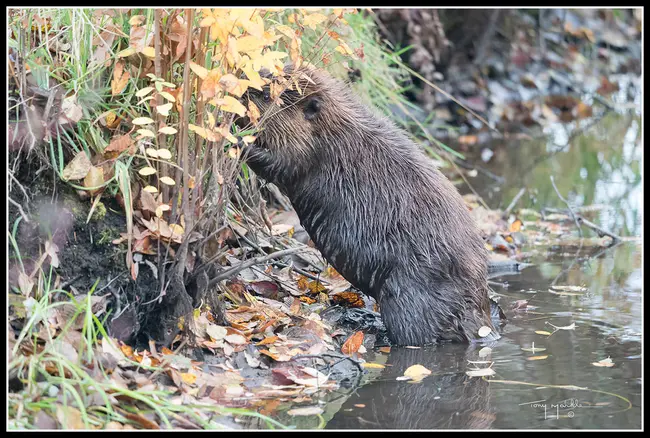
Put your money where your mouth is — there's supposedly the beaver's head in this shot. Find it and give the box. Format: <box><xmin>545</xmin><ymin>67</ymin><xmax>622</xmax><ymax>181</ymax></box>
<box><xmin>237</xmin><ymin>66</ymin><xmax>360</xmax><ymax>165</ymax></box>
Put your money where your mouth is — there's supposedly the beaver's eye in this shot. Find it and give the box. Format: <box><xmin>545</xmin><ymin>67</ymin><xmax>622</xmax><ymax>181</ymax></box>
<box><xmin>263</xmin><ymin>90</ymin><xmax>271</xmax><ymax>102</ymax></box>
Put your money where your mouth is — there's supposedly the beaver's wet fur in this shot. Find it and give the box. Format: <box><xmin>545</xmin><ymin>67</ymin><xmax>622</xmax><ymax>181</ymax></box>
<box><xmin>240</xmin><ymin>67</ymin><xmax>499</xmax><ymax>345</ymax></box>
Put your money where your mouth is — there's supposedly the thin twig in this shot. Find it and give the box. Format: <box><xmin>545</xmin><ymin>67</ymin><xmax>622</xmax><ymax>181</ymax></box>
<box><xmin>8</xmin><ymin>197</ymin><xmax>30</xmax><ymax>223</ymax></box>
<box><xmin>207</xmin><ymin>246</ymin><xmax>307</xmax><ymax>287</ymax></box>
<box><xmin>504</xmin><ymin>187</ymin><xmax>526</xmax><ymax>217</ymax></box>
<box><xmin>550</xmin><ymin>175</ymin><xmax>582</xmax><ymax>238</ymax></box>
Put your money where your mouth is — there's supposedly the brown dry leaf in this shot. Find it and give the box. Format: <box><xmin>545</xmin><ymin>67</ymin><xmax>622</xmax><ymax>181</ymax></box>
<box><xmin>92</xmin><ymin>24</ymin><xmax>121</xmax><ymax>67</ymax></box>
<box><xmin>332</xmin><ymin>291</ymin><xmax>365</xmax><ymax>308</ymax></box>
<box><xmin>104</xmin><ymin>134</ymin><xmax>134</xmax><ymax>156</ymax></box>
<box><xmin>83</xmin><ymin>165</ymin><xmax>104</xmax><ymax>194</ymax></box>
<box><xmin>139</xmin><ymin>188</ymin><xmax>158</xmax><ymax>213</ymax></box>
<box><xmin>247</xmin><ymin>100</ymin><xmax>261</xmax><ymax>125</ymax></box>
<box><xmin>62</xmin><ymin>152</ymin><xmax>92</xmax><ymax>181</ymax></box>
<box><xmin>341</xmin><ymin>331</ymin><xmax>364</xmax><ymax>356</ymax></box>
<box><xmin>56</xmin><ymin>405</ymin><xmax>86</xmax><ymax>429</ymax></box>
<box><xmin>378</xmin><ymin>346</ymin><xmax>391</xmax><ymax>354</ymax></box>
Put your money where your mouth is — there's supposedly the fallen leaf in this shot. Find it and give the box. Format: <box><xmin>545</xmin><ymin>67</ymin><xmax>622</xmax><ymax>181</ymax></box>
<box><xmin>341</xmin><ymin>331</ymin><xmax>364</xmax><ymax>356</ymax></box>
<box><xmin>403</xmin><ymin>364</ymin><xmax>431</xmax><ymax>381</ymax></box>
<box><xmin>592</xmin><ymin>357</ymin><xmax>615</xmax><ymax>368</ymax></box>
<box><xmin>62</xmin><ymin>152</ymin><xmax>92</xmax><ymax>181</ymax></box>
<box><xmin>287</xmin><ymin>406</ymin><xmax>324</xmax><ymax>417</ymax></box>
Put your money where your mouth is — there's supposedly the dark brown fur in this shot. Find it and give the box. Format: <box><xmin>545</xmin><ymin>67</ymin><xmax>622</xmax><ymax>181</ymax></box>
<box><xmin>240</xmin><ymin>67</ymin><xmax>498</xmax><ymax>345</ymax></box>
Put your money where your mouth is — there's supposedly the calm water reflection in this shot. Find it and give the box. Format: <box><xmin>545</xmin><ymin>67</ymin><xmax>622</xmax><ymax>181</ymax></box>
<box><xmin>324</xmin><ymin>112</ymin><xmax>642</xmax><ymax>430</ymax></box>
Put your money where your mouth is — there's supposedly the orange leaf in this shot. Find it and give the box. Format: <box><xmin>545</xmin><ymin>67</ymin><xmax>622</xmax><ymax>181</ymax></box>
<box><xmin>341</xmin><ymin>331</ymin><xmax>364</xmax><ymax>356</ymax></box>
<box><xmin>111</xmin><ymin>61</ymin><xmax>130</xmax><ymax>96</ymax></box>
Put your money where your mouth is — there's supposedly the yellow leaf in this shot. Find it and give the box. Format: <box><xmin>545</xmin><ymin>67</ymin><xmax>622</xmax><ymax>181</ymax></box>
<box><xmin>190</xmin><ymin>62</ymin><xmax>209</xmax><ymax>80</ymax></box>
<box><xmin>303</xmin><ymin>12</ymin><xmax>328</xmax><ymax>29</ymax></box>
<box><xmin>138</xmin><ymin>129</ymin><xmax>156</xmax><ymax>138</ymax></box>
<box><xmin>136</xmin><ymin>86</ymin><xmax>154</xmax><ymax>98</ymax></box>
<box><xmin>156</xmin><ymin>103</ymin><xmax>173</xmax><ymax>116</ymax></box>
<box><xmin>111</xmin><ymin>61</ymin><xmax>130</xmax><ymax>96</ymax></box>
<box><xmin>219</xmin><ymin>74</ymin><xmax>240</xmax><ymax>92</ymax></box>
<box><xmin>141</xmin><ymin>46</ymin><xmax>155</xmax><ymax>58</ymax></box>
<box><xmin>137</xmin><ymin>96</ymin><xmax>155</xmax><ymax>106</ymax></box>
<box><xmin>180</xmin><ymin>372</ymin><xmax>197</xmax><ymax>385</ymax></box>
<box><xmin>214</xmin><ymin>95</ymin><xmax>247</xmax><ymax>117</ymax></box>
<box><xmin>535</xmin><ymin>330</ymin><xmax>553</xmax><ymax>336</ymax></box>
<box><xmin>335</xmin><ymin>42</ymin><xmax>355</xmax><ymax>56</ymax></box>
<box><xmin>158</xmin><ymin>126</ymin><xmax>177</xmax><ymax>135</ymax></box>
<box><xmin>169</xmin><ymin>223</ymin><xmax>184</xmax><ymax>237</ymax></box>
<box><xmin>157</xmin><ymin>149</ymin><xmax>172</xmax><ymax>160</ymax></box>
<box><xmin>228</xmin><ymin>147</ymin><xmax>241</xmax><ymax>159</ymax></box>
<box><xmin>143</xmin><ymin>185</ymin><xmax>158</xmax><ymax>193</ymax></box>
<box><xmin>132</xmin><ymin>117</ymin><xmax>154</xmax><ymax>125</ymax></box>
<box><xmin>159</xmin><ymin>176</ymin><xmax>175</xmax><ymax>186</ymax></box>
<box><xmin>139</xmin><ymin>167</ymin><xmax>157</xmax><ymax>176</ymax></box>
<box><xmin>403</xmin><ymin>364</ymin><xmax>431</xmax><ymax>381</ymax></box>
<box><xmin>188</xmin><ymin>124</ymin><xmax>218</xmax><ymax>142</ymax></box>
<box><xmin>240</xmin><ymin>58</ymin><xmax>265</xmax><ymax>91</ymax></box>
<box><xmin>276</xmin><ymin>25</ymin><xmax>296</xmax><ymax>39</ymax></box>
<box><xmin>247</xmin><ymin>101</ymin><xmax>260</xmax><ymax>125</ymax></box>
<box><xmin>129</xmin><ymin>15</ymin><xmax>146</xmax><ymax>26</ymax></box>
<box><xmin>242</xmin><ymin>135</ymin><xmax>256</xmax><ymax>144</ymax></box>
<box><xmin>236</xmin><ymin>35</ymin><xmax>266</xmax><ymax>53</ymax></box>
<box><xmin>155</xmin><ymin>204</ymin><xmax>170</xmax><ymax>218</ymax></box>
<box><xmin>117</xmin><ymin>47</ymin><xmax>136</xmax><ymax>58</ymax></box>
<box><xmin>83</xmin><ymin>165</ymin><xmax>104</xmax><ymax>194</ymax></box>
<box><xmin>145</xmin><ymin>148</ymin><xmax>159</xmax><ymax>158</ymax></box>
<box><xmin>159</xmin><ymin>91</ymin><xmax>176</xmax><ymax>102</ymax></box>
<box><xmin>361</xmin><ymin>362</ymin><xmax>385</xmax><ymax>369</ymax></box>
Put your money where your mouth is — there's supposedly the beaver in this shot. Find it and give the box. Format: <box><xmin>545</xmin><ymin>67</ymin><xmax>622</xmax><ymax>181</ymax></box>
<box><xmin>238</xmin><ymin>67</ymin><xmax>499</xmax><ymax>345</ymax></box>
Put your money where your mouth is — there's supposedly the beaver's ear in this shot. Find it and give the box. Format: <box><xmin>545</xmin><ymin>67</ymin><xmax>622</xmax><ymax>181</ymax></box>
<box><xmin>303</xmin><ymin>95</ymin><xmax>323</xmax><ymax>121</ymax></box>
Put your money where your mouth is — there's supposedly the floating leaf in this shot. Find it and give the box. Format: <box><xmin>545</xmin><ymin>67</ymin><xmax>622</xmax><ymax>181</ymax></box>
<box><xmin>156</xmin><ymin>149</ymin><xmax>172</xmax><ymax>160</ymax></box>
<box><xmin>158</xmin><ymin>126</ymin><xmax>177</xmax><ymax>135</ymax></box>
<box><xmin>138</xmin><ymin>129</ymin><xmax>156</xmax><ymax>138</ymax></box>
<box><xmin>403</xmin><ymin>364</ymin><xmax>431</xmax><ymax>381</ymax></box>
<box><xmin>478</xmin><ymin>326</ymin><xmax>492</xmax><ymax>338</ymax></box>
<box><xmin>287</xmin><ymin>406</ymin><xmax>324</xmax><ymax>417</ymax></box>
<box><xmin>139</xmin><ymin>167</ymin><xmax>157</xmax><ymax>176</ymax></box>
<box><xmin>466</xmin><ymin>368</ymin><xmax>496</xmax><ymax>377</ymax></box>
<box><xmin>132</xmin><ymin>117</ymin><xmax>154</xmax><ymax>125</ymax></box>
<box><xmin>527</xmin><ymin>355</ymin><xmax>549</xmax><ymax>361</ymax></box>
<box><xmin>159</xmin><ymin>176</ymin><xmax>175</xmax><ymax>186</ymax></box>
<box><xmin>156</xmin><ymin>103</ymin><xmax>173</xmax><ymax>116</ymax></box>
<box><xmin>521</xmin><ymin>346</ymin><xmax>546</xmax><ymax>353</ymax></box>
<box><xmin>592</xmin><ymin>357</ymin><xmax>615</xmax><ymax>368</ymax></box>
<box><xmin>535</xmin><ymin>330</ymin><xmax>553</xmax><ymax>336</ymax></box>
<box><xmin>62</xmin><ymin>152</ymin><xmax>92</xmax><ymax>181</ymax></box>
<box><xmin>136</xmin><ymin>87</ymin><xmax>154</xmax><ymax>98</ymax></box>
<box><xmin>361</xmin><ymin>363</ymin><xmax>385</xmax><ymax>369</ymax></box>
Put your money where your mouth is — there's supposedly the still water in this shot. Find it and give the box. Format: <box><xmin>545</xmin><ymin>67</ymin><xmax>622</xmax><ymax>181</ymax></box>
<box><xmin>324</xmin><ymin>112</ymin><xmax>642</xmax><ymax>430</ymax></box>
<box><xmin>244</xmin><ymin>112</ymin><xmax>642</xmax><ymax>430</ymax></box>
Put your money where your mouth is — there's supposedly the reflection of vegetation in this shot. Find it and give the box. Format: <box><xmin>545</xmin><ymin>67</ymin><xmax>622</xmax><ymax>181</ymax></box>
<box><xmin>467</xmin><ymin>112</ymin><xmax>642</xmax><ymax>237</ymax></box>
